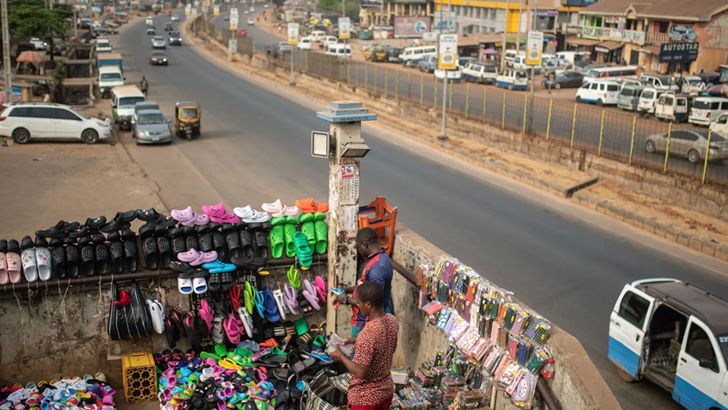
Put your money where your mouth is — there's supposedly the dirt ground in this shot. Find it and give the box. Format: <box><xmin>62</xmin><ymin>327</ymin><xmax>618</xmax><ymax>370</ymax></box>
<box><xmin>192</xmin><ymin>15</ymin><xmax>728</xmax><ymax>257</ymax></box>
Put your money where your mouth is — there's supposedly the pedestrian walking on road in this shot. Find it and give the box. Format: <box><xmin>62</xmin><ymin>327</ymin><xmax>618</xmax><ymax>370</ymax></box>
<box><xmin>140</xmin><ymin>76</ymin><xmax>149</xmax><ymax>96</ymax></box>
<box><xmin>334</xmin><ymin>227</ymin><xmax>394</xmax><ymax>337</ymax></box>
<box><xmin>330</xmin><ymin>281</ymin><xmax>398</xmax><ymax>410</ymax></box>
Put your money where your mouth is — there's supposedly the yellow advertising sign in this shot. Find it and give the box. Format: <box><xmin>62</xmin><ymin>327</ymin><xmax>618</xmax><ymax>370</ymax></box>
<box><xmin>288</xmin><ymin>23</ymin><xmax>299</xmax><ymax>45</ymax></box>
<box><xmin>438</xmin><ymin>33</ymin><xmax>457</xmax><ymax>71</ymax></box>
<box><xmin>526</xmin><ymin>31</ymin><xmax>544</xmax><ymax>66</ymax></box>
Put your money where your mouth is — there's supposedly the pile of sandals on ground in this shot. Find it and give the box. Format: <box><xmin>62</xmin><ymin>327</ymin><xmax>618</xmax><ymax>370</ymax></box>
<box><xmin>0</xmin><ymin>375</ymin><xmax>117</xmax><ymax>410</ymax></box>
<box><xmin>0</xmin><ymin>198</ymin><xmax>328</xmax><ymax>287</ymax></box>
<box><xmin>153</xmin><ymin>318</ymin><xmax>350</xmax><ymax>410</ymax></box>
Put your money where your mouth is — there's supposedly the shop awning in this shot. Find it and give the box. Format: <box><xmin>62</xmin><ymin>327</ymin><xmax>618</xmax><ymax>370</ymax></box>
<box><xmin>565</xmin><ymin>37</ymin><xmax>600</xmax><ymax>47</ymax></box>
<box><xmin>639</xmin><ymin>45</ymin><xmax>660</xmax><ymax>55</ymax></box>
<box><xmin>458</xmin><ymin>33</ymin><xmax>502</xmax><ymax>47</ymax></box>
<box><xmin>594</xmin><ymin>41</ymin><xmax>623</xmax><ymax>53</ymax></box>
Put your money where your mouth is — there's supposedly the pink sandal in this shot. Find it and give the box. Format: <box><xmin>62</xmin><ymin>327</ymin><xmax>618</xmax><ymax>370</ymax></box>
<box><xmin>223</xmin><ymin>312</ymin><xmax>243</xmax><ymax>344</ymax></box>
<box><xmin>302</xmin><ymin>279</ymin><xmax>321</xmax><ymax>310</ymax></box>
<box><xmin>314</xmin><ymin>275</ymin><xmax>327</xmax><ymax>304</ymax></box>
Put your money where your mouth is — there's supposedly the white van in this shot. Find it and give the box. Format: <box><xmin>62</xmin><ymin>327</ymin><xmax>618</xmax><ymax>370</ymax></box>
<box><xmin>576</xmin><ymin>80</ymin><xmax>621</xmax><ymax>105</ymax></box>
<box><xmin>297</xmin><ymin>37</ymin><xmax>312</xmax><ymax>50</ymax></box>
<box><xmin>495</xmin><ymin>69</ymin><xmax>529</xmax><ymax>91</ymax></box>
<box><xmin>640</xmin><ymin>73</ymin><xmax>679</xmax><ymax>92</ymax></box>
<box><xmin>556</xmin><ymin>51</ymin><xmax>590</xmax><ymax>66</ymax></box>
<box><xmin>609</xmin><ymin>279</ymin><xmax>728</xmax><ymax>410</ymax></box>
<box><xmin>111</xmin><ymin>85</ymin><xmax>145</xmax><ymax>130</ymax></box>
<box><xmin>681</xmin><ymin>75</ymin><xmax>704</xmax><ymax>96</ymax></box>
<box><xmin>654</xmin><ymin>93</ymin><xmax>690</xmax><ymax>122</ymax></box>
<box><xmin>504</xmin><ymin>50</ymin><xmax>524</xmax><ymax>67</ymax></box>
<box><xmin>689</xmin><ymin>97</ymin><xmax>728</xmax><ymax>126</ymax></box>
<box><xmin>709</xmin><ymin>112</ymin><xmax>728</xmax><ymax>137</ymax></box>
<box><xmin>399</xmin><ymin>45</ymin><xmax>437</xmax><ymax>65</ymax></box>
<box><xmin>98</xmin><ymin>66</ymin><xmax>124</xmax><ymax>98</ymax></box>
<box><xmin>511</xmin><ymin>54</ymin><xmax>541</xmax><ymax>73</ymax></box>
<box><xmin>95</xmin><ymin>37</ymin><xmax>112</xmax><ymax>53</ymax></box>
<box><xmin>309</xmin><ymin>30</ymin><xmax>326</xmax><ymax>42</ymax></box>
<box><xmin>325</xmin><ymin>43</ymin><xmax>351</xmax><ymax>59</ymax></box>
<box><xmin>638</xmin><ymin>87</ymin><xmax>664</xmax><ymax>115</ymax></box>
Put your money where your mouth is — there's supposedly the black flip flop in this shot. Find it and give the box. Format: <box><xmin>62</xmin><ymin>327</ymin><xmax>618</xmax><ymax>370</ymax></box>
<box><xmin>78</xmin><ymin>236</ymin><xmax>95</xmax><ymax>277</ymax></box>
<box><xmin>210</xmin><ymin>224</ymin><xmax>227</xmax><ymax>260</ymax></box>
<box><xmin>223</xmin><ymin>224</ymin><xmax>242</xmax><ymax>258</ymax></box>
<box><xmin>239</xmin><ymin>229</ymin><xmax>254</xmax><ymax>264</ymax></box>
<box><xmin>220</xmin><ymin>271</ymin><xmax>233</xmax><ymax>291</ymax></box>
<box><xmin>169</xmin><ymin>260</ymin><xmax>196</xmax><ymax>277</ymax></box>
<box><xmin>107</xmin><ymin>231</ymin><xmax>124</xmax><ymax>274</ymax></box>
<box><xmin>139</xmin><ymin>223</ymin><xmax>159</xmax><ymax>270</ymax></box>
<box><xmin>64</xmin><ymin>237</ymin><xmax>80</xmax><ymax>278</ymax></box>
<box><xmin>251</xmin><ymin>231</ymin><xmax>269</xmax><ymax>267</ymax></box>
<box><xmin>92</xmin><ymin>233</ymin><xmax>109</xmax><ymax>275</ymax></box>
<box><xmin>48</xmin><ymin>238</ymin><xmax>66</xmax><ymax>278</ymax></box>
<box><xmin>168</xmin><ymin>227</ymin><xmax>187</xmax><ymax>254</ymax></box>
<box><xmin>195</xmin><ymin>224</ymin><xmax>213</xmax><ymax>252</ymax></box>
<box><xmin>208</xmin><ymin>273</ymin><xmax>221</xmax><ymax>292</ymax></box>
<box><xmin>183</xmin><ymin>226</ymin><xmax>199</xmax><ymax>252</ymax></box>
<box><xmin>164</xmin><ymin>312</ymin><xmax>178</xmax><ymax>348</ymax></box>
<box><xmin>157</xmin><ymin>234</ymin><xmax>172</xmax><ymax>270</ymax></box>
<box><xmin>121</xmin><ymin>228</ymin><xmax>138</xmax><ymax>273</ymax></box>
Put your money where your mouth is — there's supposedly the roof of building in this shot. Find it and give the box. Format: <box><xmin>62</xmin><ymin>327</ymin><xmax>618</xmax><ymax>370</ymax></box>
<box><xmin>636</xmin><ymin>280</ymin><xmax>728</xmax><ymax>335</ymax></box>
<box><xmin>580</xmin><ymin>0</ymin><xmax>728</xmax><ymax>21</ymax></box>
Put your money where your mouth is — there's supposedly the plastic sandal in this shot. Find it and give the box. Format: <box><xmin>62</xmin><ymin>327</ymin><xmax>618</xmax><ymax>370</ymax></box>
<box><xmin>300</xmin><ymin>221</ymin><xmax>316</xmax><ymax>247</ymax></box>
<box><xmin>314</xmin><ymin>275</ymin><xmax>327</xmax><ymax>304</ymax></box>
<box><xmin>254</xmin><ymin>289</ymin><xmax>266</xmax><ymax>318</ymax></box>
<box><xmin>293</xmin><ymin>232</ymin><xmax>313</xmax><ymax>269</ymax></box>
<box><xmin>313</xmin><ymin>220</ymin><xmax>327</xmax><ymax>255</ymax></box>
<box><xmin>263</xmin><ymin>287</ymin><xmax>281</xmax><ymax>323</ymax></box>
<box><xmin>244</xmin><ymin>282</ymin><xmax>255</xmax><ymax>315</ymax></box>
<box><xmin>272</xmin><ymin>289</ymin><xmax>288</xmax><ymax>321</ymax></box>
<box><xmin>268</xmin><ymin>225</ymin><xmax>284</xmax><ymax>259</ymax></box>
<box><xmin>287</xmin><ymin>265</ymin><xmax>301</xmax><ymax>288</ymax></box>
<box><xmin>284</xmin><ymin>284</ymin><xmax>299</xmax><ymax>315</ymax></box>
<box><xmin>283</xmin><ymin>224</ymin><xmax>296</xmax><ymax>258</ymax></box>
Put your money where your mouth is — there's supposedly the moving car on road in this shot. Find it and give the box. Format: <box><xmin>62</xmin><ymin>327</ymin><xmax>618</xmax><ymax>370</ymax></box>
<box><xmin>168</xmin><ymin>31</ymin><xmax>183</xmax><ymax>46</ymax></box>
<box><xmin>145</xmin><ymin>17</ymin><xmax>154</xmax><ymax>26</ymax></box>
<box><xmin>325</xmin><ymin>44</ymin><xmax>352</xmax><ymax>59</ymax></box>
<box><xmin>319</xmin><ymin>36</ymin><xmax>338</xmax><ymax>50</ymax></box>
<box><xmin>131</xmin><ymin>101</ymin><xmax>160</xmax><ymax>129</ymax></box>
<box><xmin>95</xmin><ymin>37</ymin><xmax>112</xmax><ymax>53</ymax></box>
<box><xmin>146</xmin><ymin>27</ymin><xmax>156</xmax><ymax>35</ymax></box>
<box><xmin>495</xmin><ymin>69</ymin><xmax>529</xmax><ymax>91</ymax></box>
<box><xmin>638</xmin><ymin>87</ymin><xmax>664</xmax><ymax>116</ymax></box>
<box><xmin>384</xmin><ymin>46</ymin><xmax>402</xmax><ymax>63</ymax></box>
<box><xmin>171</xmin><ymin>14</ymin><xmax>180</xmax><ymax>22</ymax></box>
<box><xmin>417</xmin><ymin>55</ymin><xmax>437</xmax><ymax>73</ymax></box>
<box><xmin>133</xmin><ymin>109</ymin><xmax>172</xmax><ymax>145</ymax></box>
<box><xmin>399</xmin><ymin>45</ymin><xmax>437</xmax><ymax>66</ymax></box>
<box><xmin>542</xmin><ymin>71</ymin><xmax>583</xmax><ymax>89</ymax></box>
<box><xmin>247</xmin><ymin>18</ymin><xmax>255</xmax><ymax>26</ymax></box>
<box><xmin>175</xmin><ymin>101</ymin><xmax>201</xmax><ymax>140</ymax></box>
<box><xmin>164</xmin><ymin>22</ymin><xmax>174</xmax><ymax>31</ymax></box>
<box><xmin>149</xmin><ymin>51</ymin><xmax>169</xmax><ymax>65</ymax></box>
<box><xmin>363</xmin><ymin>45</ymin><xmax>387</xmax><ymax>62</ymax></box>
<box><xmin>710</xmin><ymin>113</ymin><xmax>728</xmax><ymax>137</ymax></box>
<box><xmin>151</xmin><ymin>36</ymin><xmax>166</xmax><ymax>49</ymax></box>
<box><xmin>297</xmin><ymin>37</ymin><xmax>312</xmax><ymax>50</ymax></box>
<box><xmin>0</xmin><ymin>103</ymin><xmax>111</xmax><ymax>144</ymax></box>
<box><xmin>98</xmin><ymin>66</ymin><xmax>124</xmax><ymax>98</ymax></box>
<box><xmin>645</xmin><ymin>128</ymin><xmax>728</xmax><ymax>163</ymax></box>
<box><xmin>609</xmin><ymin>278</ymin><xmax>728</xmax><ymax>410</ymax></box>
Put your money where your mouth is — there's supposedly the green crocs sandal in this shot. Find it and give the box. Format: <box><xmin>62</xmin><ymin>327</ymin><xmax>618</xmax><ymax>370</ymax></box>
<box><xmin>284</xmin><ymin>224</ymin><xmax>297</xmax><ymax>258</ymax></box>
<box><xmin>299</xmin><ymin>213</ymin><xmax>315</xmax><ymax>224</ymax></box>
<box><xmin>271</xmin><ymin>216</ymin><xmax>287</xmax><ymax>226</ymax></box>
<box><xmin>293</xmin><ymin>231</ymin><xmax>313</xmax><ymax>268</ymax></box>
<box><xmin>313</xmin><ymin>212</ymin><xmax>326</xmax><ymax>221</ymax></box>
<box><xmin>314</xmin><ymin>220</ymin><xmax>328</xmax><ymax>255</ymax></box>
<box><xmin>286</xmin><ymin>215</ymin><xmax>300</xmax><ymax>224</ymax></box>
<box><xmin>301</xmin><ymin>221</ymin><xmax>316</xmax><ymax>247</ymax></box>
<box><xmin>295</xmin><ymin>318</ymin><xmax>309</xmax><ymax>336</ymax></box>
<box><xmin>244</xmin><ymin>282</ymin><xmax>255</xmax><ymax>314</ymax></box>
<box><xmin>269</xmin><ymin>225</ymin><xmax>285</xmax><ymax>259</ymax></box>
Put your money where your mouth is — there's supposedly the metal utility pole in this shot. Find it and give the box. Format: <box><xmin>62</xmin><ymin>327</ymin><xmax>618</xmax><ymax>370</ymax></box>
<box><xmin>501</xmin><ymin>0</ymin><xmax>510</xmax><ymax>71</ymax></box>
<box><xmin>515</xmin><ymin>0</ymin><xmax>523</xmax><ymax>52</ymax></box>
<box><xmin>1</xmin><ymin>0</ymin><xmax>11</xmax><ymax>104</ymax></box>
<box><xmin>73</xmin><ymin>0</ymin><xmax>79</xmax><ymax>40</ymax></box>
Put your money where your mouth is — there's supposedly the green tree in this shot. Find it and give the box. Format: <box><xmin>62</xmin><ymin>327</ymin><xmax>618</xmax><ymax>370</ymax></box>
<box><xmin>316</xmin><ymin>0</ymin><xmax>360</xmax><ymax>19</ymax></box>
<box><xmin>8</xmin><ymin>0</ymin><xmax>72</xmax><ymax>60</ymax></box>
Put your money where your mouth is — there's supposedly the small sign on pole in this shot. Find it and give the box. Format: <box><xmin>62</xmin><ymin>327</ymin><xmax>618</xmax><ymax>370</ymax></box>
<box><xmin>339</xmin><ymin>17</ymin><xmax>351</xmax><ymax>40</ymax></box>
<box><xmin>228</xmin><ymin>38</ymin><xmax>237</xmax><ymax>59</ymax></box>
<box><xmin>185</xmin><ymin>3</ymin><xmax>192</xmax><ymax>16</ymax></box>
<box><xmin>213</xmin><ymin>5</ymin><xmax>220</xmax><ymax>16</ymax></box>
<box><xmin>525</xmin><ymin>31</ymin><xmax>543</xmax><ymax>66</ymax></box>
<box><xmin>229</xmin><ymin>8</ymin><xmax>239</xmax><ymax>31</ymax></box>
<box><xmin>287</xmin><ymin>23</ymin><xmax>299</xmax><ymax>45</ymax></box>
<box><xmin>438</xmin><ymin>33</ymin><xmax>458</xmax><ymax>71</ymax></box>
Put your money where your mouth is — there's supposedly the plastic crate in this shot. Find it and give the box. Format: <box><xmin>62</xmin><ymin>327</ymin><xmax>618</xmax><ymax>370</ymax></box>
<box><xmin>121</xmin><ymin>352</ymin><xmax>157</xmax><ymax>403</ymax></box>
<box><xmin>358</xmin><ymin>197</ymin><xmax>397</xmax><ymax>256</ymax></box>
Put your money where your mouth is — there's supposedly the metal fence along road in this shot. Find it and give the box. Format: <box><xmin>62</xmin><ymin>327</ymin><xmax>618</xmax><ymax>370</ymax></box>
<box><xmin>196</xmin><ymin>17</ymin><xmax>728</xmax><ymax>187</ymax></box>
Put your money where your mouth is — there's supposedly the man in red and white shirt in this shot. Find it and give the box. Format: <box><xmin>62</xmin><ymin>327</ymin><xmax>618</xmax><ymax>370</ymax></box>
<box><xmin>330</xmin><ymin>281</ymin><xmax>399</xmax><ymax>410</ymax></box>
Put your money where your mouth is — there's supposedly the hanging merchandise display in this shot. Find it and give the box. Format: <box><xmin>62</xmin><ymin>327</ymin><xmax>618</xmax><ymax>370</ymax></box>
<box><xmin>406</xmin><ymin>256</ymin><xmax>554</xmax><ymax>409</ymax></box>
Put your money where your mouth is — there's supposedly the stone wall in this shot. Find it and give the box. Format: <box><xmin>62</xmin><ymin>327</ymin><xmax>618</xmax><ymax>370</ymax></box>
<box><xmin>390</xmin><ymin>227</ymin><xmax>621</xmax><ymax>410</ymax></box>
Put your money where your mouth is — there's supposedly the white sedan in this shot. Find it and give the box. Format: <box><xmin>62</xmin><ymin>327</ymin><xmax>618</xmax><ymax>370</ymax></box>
<box><xmin>247</xmin><ymin>18</ymin><xmax>255</xmax><ymax>25</ymax></box>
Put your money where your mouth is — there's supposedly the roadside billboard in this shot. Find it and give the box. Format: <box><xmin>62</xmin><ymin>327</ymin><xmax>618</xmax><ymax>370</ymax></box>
<box><xmin>438</xmin><ymin>33</ymin><xmax>457</xmax><ymax>70</ymax></box>
<box><xmin>393</xmin><ymin>16</ymin><xmax>430</xmax><ymax>39</ymax></box>
<box><xmin>659</xmin><ymin>42</ymin><xmax>699</xmax><ymax>63</ymax></box>
<box><xmin>339</xmin><ymin>17</ymin><xmax>351</xmax><ymax>40</ymax></box>
<box><xmin>229</xmin><ymin>8</ymin><xmax>238</xmax><ymax>31</ymax></box>
<box><xmin>288</xmin><ymin>23</ymin><xmax>299</xmax><ymax>45</ymax></box>
<box><xmin>525</xmin><ymin>31</ymin><xmax>543</xmax><ymax>66</ymax></box>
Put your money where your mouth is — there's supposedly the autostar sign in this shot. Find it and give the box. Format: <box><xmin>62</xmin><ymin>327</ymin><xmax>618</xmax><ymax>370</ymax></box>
<box><xmin>659</xmin><ymin>42</ymin><xmax>699</xmax><ymax>63</ymax></box>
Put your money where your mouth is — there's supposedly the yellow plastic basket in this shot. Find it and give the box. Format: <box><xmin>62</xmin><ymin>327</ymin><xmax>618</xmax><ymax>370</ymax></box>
<box><xmin>121</xmin><ymin>352</ymin><xmax>157</xmax><ymax>403</ymax></box>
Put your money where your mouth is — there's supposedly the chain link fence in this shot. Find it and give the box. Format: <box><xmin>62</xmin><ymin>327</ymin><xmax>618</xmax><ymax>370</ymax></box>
<box><xmin>193</xmin><ymin>14</ymin><xmax>728</xmax><ymax>186</ymax></box>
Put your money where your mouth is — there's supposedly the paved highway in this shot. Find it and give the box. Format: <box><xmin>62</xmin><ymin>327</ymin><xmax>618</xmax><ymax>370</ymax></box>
<box><xmin>119</xmin><ymin>13</ymin><xmax>728</xmax><ymax>409</ymax></box>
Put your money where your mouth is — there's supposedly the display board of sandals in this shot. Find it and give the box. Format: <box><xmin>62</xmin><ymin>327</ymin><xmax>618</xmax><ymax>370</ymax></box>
<box><xmin>416</xmin><ymin>257</ymin><xmax>553</xmax><ymax>409</ymax></box>
<box><xmin>0</xmin><ymin>198</ymin><xmax>328</xmax><ymax>290</ymax></box>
